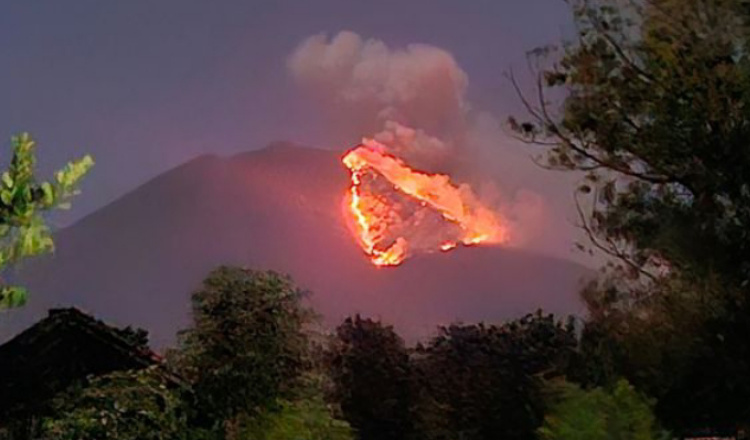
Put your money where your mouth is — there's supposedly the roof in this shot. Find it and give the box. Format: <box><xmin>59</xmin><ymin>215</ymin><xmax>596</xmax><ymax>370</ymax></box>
<box><xmin>0</xmin><ymin>307</ymin><xmax>159</xmax><ymax>363</ymax></box>
<box><xmin>0</xmin><ymin>307</ymin><xmax>163</xmax><ymax>419</ymax></box>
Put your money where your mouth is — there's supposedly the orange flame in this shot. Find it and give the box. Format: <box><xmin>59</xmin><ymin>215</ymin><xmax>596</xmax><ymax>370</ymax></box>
<box><xmin>342</xmin><ymin>140</ymin><xmax>509</xmax><ymax>266</ymax></box>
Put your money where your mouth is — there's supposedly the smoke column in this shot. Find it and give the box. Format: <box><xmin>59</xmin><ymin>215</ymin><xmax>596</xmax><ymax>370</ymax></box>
<box><xmin>288</xmin><ymin>31</ymin><xmax>560</xmax><ymax>255</ymax></box>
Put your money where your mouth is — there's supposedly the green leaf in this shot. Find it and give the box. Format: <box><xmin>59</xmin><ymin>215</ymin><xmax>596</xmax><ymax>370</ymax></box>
<box><xmin>0</xmin><ymin>286</ymin><xmax>28</xmax><ymax>310</ymax></box>
<box><xmin>2</xmin><ymin>172</ymin><xmax>12</xmax><ymax>189</ymax></box>
<box><xmin>41</xmin><ymin>182</ymin><xmax>55</xmax><ymax>206</ymax></box>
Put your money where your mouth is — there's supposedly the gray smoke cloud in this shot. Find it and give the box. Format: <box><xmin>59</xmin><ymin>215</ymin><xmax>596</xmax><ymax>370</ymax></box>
<box><xmin>288</xmin><ymin>30</ymin><xmax>468</xmax><ymax>140</ymax></box>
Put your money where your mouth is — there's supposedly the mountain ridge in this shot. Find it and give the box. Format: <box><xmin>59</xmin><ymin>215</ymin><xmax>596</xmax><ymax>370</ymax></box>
<box><xmin>2</xmin><ymin>143</ymin><xmax>591</xmax><ymax>348</ymax></box>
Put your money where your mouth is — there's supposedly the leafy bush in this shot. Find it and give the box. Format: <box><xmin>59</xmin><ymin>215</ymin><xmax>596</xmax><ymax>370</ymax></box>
<box><xmin>539</xmin><ymin>379</ymin><xmax>669</xmax><ymax>440</ymax></box>
<box><xmin>42</xmin><ymin>367</ymin><xmax>187</xmax><ymax>440</ymax></box>
<box><xmin>239</xmin><ymin>397</ymin><xmax>353</xmax><ymax>440</ymax></box>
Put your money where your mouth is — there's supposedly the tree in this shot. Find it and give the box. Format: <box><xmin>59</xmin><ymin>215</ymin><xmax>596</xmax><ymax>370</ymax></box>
<box><xmin>327</xmin><ymin>315</ymin><xmax>412</xmax><ymax>440</ymax></box>
<box><xmin>539</xmin><ymin>379</ymin><xmax>668</xmax><ymax>440</ymax></box>
<box><xmin>410</xmin><ymin>311</ymin><xmax>577</xmax><ymax>440</ymax></box>
<box><xmin>170</xmin><ymin>267</ymin><xmax>314</xmax><ymax>431</ymax></box>
<box><xmin>511</xmin><ymin>0</ymin><xmax>750</xmax><ymax>285</ymax></box>
<box><xmin>41</xmin><ymin>366</ymin><xmax>188</xmax><ymax>440</ymax></box>
<box><xmin>510</xmin><ymin>0</ymin><xmax>750</xmax><ymax>430</ymax></box>
<box><xmin>0</xmin><ymin>133</ymin><xmax>93</xmax><ymax>309</ymax></box>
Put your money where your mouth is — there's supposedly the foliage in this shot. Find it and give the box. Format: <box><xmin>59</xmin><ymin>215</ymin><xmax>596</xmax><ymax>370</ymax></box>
<box><xmin>115</xmin><ymin>325</ymin><xmax>151</xmax><ymax>350</ymax></box>
<box><xmin>510</xmin><ymin>0</ymin><xmax>750</xmax><ymax>430</ymax></box>
<box><xmin>41</xmin><ymin>367</ymin><xmax>187</xmax><ymax>440</ymax></box>
<box><xmin>571</xmin><ymin>273</ymin><xmax>748</xmax><ymax>430</ymax></box>
<box><xmin>0</xmin><ymin>133</ymin><xmax>93</xmax><ymax>310</ymax></box>
<box><xmin>170</xmin><ymin>266</ymin><xmax>314</xmax><ymax>429</ymax></box>
<box><xmin>239</xmin><ymin>374</ymin><xmax>353</xmax><ymax>440</ymax></box>
<box><xmin>511</xmin><ymin>0</ymin><xmax>750</xmax><ymax>285</ymax></box>
<box><xmin>409</xmin><ymin>311</ymin><xmax>577</xmax><ymax>440</ymax></box>
<box><xmin>241</xmin><ymin>398</ymin><xmax>353</xmax><ymax>440</ymax></box>
<box><xmin>327</xmin><ymin>315</ymin><xmax>412</xmax><ymax>440</ymax></box>
<box><xmin>539</xmin><ymin>379</ymin><xmax>668</xmax><ymax>440</ymax></box>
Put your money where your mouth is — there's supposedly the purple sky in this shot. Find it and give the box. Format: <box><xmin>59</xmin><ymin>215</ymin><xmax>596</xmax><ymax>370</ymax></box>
<box><xmin>0</xmin><ymin>1</ymin><xmax>586</xmax><ymax>261</ymax></box>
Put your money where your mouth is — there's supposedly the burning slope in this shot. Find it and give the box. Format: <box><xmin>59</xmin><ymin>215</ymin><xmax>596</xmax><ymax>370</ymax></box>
<box><xmin>343</xmin><ymin>139</ymin><xmax>509</xmax><ymax>266</ymax></box>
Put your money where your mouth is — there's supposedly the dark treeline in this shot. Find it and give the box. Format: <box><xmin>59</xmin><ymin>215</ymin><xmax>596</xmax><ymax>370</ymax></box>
<box><xmin>328</xmin><ymin>313</ymin><xmax>578</xmax><ymax>440</ymax></box>
<box><xmin>36</xmin><ymin>266</ymin><xmax>664</xmax><ymax>440</ymax></box>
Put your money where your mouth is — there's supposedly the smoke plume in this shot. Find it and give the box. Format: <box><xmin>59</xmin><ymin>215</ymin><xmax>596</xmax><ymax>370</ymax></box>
<box><xmin>288</xmin><ymin>31</ymin><xmax>559</xmax><ymax>255</ymax></box>
<box><xmin>288</xmin><ymin>31</ymin><xmax>468</xmax><ymax>141</ymax></box>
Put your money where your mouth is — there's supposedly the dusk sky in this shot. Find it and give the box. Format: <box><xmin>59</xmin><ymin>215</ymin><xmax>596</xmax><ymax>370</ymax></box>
<box><xmin>0</xmin><ymin>1</ymin><xmax>587</xmax><ymax>263</ymax></box>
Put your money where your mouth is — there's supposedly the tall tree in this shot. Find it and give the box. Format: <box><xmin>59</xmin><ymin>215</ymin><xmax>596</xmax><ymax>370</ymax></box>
<box><xmin>410</xmin><ymin>312</ymin><xmax>577</xmax><ymax>440</ymax></box>
<box><xmin>0</xmin><ymin>133</ymin><xmax>93</xmax><ymax>309</ymax></box>
<box><xmin>511</xmin><ymin>0</ymin><xmax>750</xmax><ymax>430</ymax></box>
<box><xmin>170</xmin><ymin>267</ymin><xmax>313</xmax><ymax>431</ymax></box>
<box><xmin>511</xmin><ymin>0</ymin><xmax>750</xmax><ymax>286</ymax></box>
<box><xmin>327</xmin><ymin>315</ymin><xmax>412</xmax><ymax>440</ymax></box>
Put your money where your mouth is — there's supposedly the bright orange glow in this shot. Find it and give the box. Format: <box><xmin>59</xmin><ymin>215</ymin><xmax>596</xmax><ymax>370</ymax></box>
<box><xmin>440</xmin><ymin>241</ymin><xmax>458</xmax><ymax>252</ymax></box>
<box><xmin>342</xmin><ymin>140</ymin><xmax>509</xmax><ymax>267</ymax></box>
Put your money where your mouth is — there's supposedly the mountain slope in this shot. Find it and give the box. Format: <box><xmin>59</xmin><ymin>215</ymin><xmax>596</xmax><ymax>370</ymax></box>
<box><xmin>2</xmin><ymin>143</ymin><xmax>591</xmax><ymax>348</ymax></box>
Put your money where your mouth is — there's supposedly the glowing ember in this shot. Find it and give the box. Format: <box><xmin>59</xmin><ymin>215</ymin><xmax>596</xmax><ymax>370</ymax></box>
<box><xmin>342</xmin><ymin>139</ymin><xmax>509</xmax><ymax>267</ymax></box>
<box><xmin>440</xmin><ymin>241</ymin><xmax>458</xmax><ymax>252</ymax></box>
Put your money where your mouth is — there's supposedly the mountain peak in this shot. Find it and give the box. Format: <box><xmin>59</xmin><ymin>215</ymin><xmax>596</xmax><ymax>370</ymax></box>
<box><xmin>265</xmin><ymin>140</ymin><xmax>307</xmax><ymax>151</ymax></box>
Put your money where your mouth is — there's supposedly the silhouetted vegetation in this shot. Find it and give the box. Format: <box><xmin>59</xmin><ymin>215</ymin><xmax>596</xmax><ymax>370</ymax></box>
<box><xmin>509</xmin><ymin>0</ymin><xmax>750</xmax><ymax>436</ymax></box>
<box><xmin>30</xmin><ymin>270</ymin><xmax>587</xmax><ymax>440</ymax></box>
<box><xmin>407</xmin><ymin>313</ymin><xmax>577</xmax><ymax>440</ymax></box>
<box><xmin>326</xmin><ymin>316</ymin><xmax>412</xmax><ymax>440</ymax></box>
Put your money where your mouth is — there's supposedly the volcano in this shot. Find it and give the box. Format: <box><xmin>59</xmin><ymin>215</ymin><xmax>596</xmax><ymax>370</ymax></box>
<box><xmin>0</xmin><ymin>143</ymin><xmax>591</xmax><ymax>348</ymax></box>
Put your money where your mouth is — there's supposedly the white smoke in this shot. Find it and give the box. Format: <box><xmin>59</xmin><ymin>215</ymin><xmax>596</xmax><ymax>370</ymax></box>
<box><xmin>287</xmin><ymin>31</ymin><xmax>468</xmax><ymax>140</ymax></box>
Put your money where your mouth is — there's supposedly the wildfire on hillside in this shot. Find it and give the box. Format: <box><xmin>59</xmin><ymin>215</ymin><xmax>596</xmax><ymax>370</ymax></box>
<box><xmin>342</xmin><ymin>138</ymin><xmax>509</xmax><ymax>267</ymax></box>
